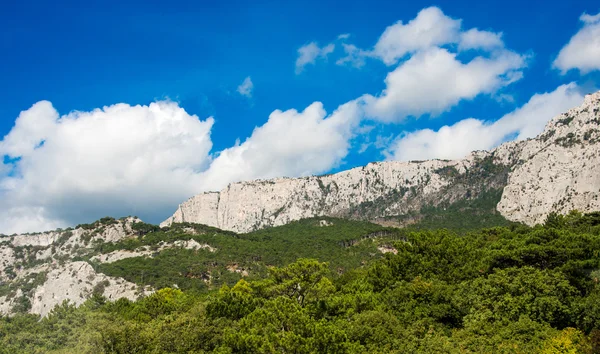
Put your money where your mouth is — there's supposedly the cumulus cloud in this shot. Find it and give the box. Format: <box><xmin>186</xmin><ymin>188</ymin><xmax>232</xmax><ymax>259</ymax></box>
<box><xmin>363</xmin><ymin>47</ymin><xmax>527</xmax><ymax>121</ymax></box>
<box><xmin>385</xmin><ymin>83</ymin><xmax>584</xmax><ymax>161</ymax></box>
<box><xmin>295</xmin><ymin>42</ymin><xmax>335</xmax><ymax>74</ymax></box>
<box><xmin>554</xmin><ymin>12</ymin><xmax>600</xmax><ymax>74</ymax></box>
<box><xmin>0</xmin><ymin>101</ymin><xmax>215</xmax><ymax>234</ymax></box>
<box><xmin>458</xmin><ymin>28</ymin><xmax>504</xmax><ymax>51</ymax></box>
<box><xmin>198</xmin><ymin>100</ymin><xmax>363</xmax><ymax>191</ymax></box>
<box><xmin>372</xmin><ymin>7</ymin><xmax>462</xmax><ymax>65</ymax></box>
<box><xmin>0</xmin><ymin>98</ymin><xmax>363</xmax><ymax>234</ymax></box>
<box><xmin>237</xmin><ymin>76</ymin><xmax>254</xmax><ymax>97</ymax></box>
<box><xmin>324</xmin><ymin>6</ymin><xmax>527</xmax><ymax>121</ymax></box>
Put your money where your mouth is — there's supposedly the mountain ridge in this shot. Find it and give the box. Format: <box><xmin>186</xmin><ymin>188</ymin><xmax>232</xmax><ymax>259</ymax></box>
<box><xmin>160</xmin><ymin>91</ymin><xmax>600</xmax><ymax>232</ymax></box>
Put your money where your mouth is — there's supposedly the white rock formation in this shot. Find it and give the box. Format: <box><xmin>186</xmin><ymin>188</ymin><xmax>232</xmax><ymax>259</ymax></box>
<box><xmin>11</xmin><ymin>231</ymin><xmax>63</xmax><ymax>248</ymax></box>
<box><xmin>30</xmin><ymin>261</ymin><xmax>148</xmax><ymax>317</ymax></box>
<box><xmin>162</xmin><ymin>91</ymin><xmax>600</xmax><ymax>230</ymax></box>
<box><xmin>497</xmin><ymin>91</ymin><xmax>600</xmax><ymax>225</ymax></box>
<box><xmin>91</xmin><ymin>239</ymin><xmax>216</xmax><ymax>264</ymax></box>
<box><xmin>0</xmin><ymin>246</ymin><xmax>16</xmax><ymax>281</ymax></box>
<box><xmin>0</xmin><ymin>217</ymin><xmax>149</xmax><ymax>317</ymax></box>
<box><xmin>161</xmin><ymin>154</ymin><xmax>495</xmax><ymax>233</ymax></box>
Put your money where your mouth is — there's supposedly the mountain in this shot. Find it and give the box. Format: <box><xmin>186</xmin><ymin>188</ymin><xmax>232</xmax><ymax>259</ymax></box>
<box><xmin>1</xmin><ymin>91</ymin><xmax>599</xmax><ymax>319</ymax></box>
<box><xmin>3</xmin><ymin>212</ymin><xmax>600</xmax><ymax>353</ymax></box>
<box><xmin>0</xmin><ymin>215</ymin><xmax>406</xmax><ymax>317</ymax></box>
<box><xmin>161</xmin><ymin>91</ymin><xmax>600</xmax><ymax>233</ymax></box>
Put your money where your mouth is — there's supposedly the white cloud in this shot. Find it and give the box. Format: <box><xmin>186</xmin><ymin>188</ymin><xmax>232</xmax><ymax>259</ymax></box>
<box><xmin>0</xmin><ymin>101</ymin><xmax>59</xmax><ymax>158</ymax></box>
<box><xmin>373</xmin><ymin>7</ymin><xmax>462</xmax><ymax>65</ymax></box>
<box><xmin>0</xmin><ymin>98</ymin><xmax>363</xmax><ymax>234</ymax></box>
<box><xmin>198</xmin><ymin>100</ymin><xmax>363</xmax><ymax>191</ymax></box>
<box><xmin>385</xmin><ymin>83</ymin><xmax>584</xmax><ymax>161</ymax></box>
<box><xmin>363</xmin><ymin>47</ymin><xmax>527</xmax><ymax>121</ymax></box>
<box><xmin>237</xmin><ymin>76</ymin><xmax>254</xmax><ymax>98</ymax></box>
<box><xmin>459</xmin><ymin>28</ymin><xmax>504</xmax><ymax>51</ymax></box>
<box><xmin>326</xmin><ymin>6</ymin><xmax>526</xmax><ymax>121</ymax></box>
<box><xmin>554</xmin><ymin>12</ymin><xmax>600</xmax><ymax>74</ymax></box>
<box><xmin>334</xmin><ymin>7</ymin><xmax>506</xmax><ymax>69</ymax></box>
<box><xmin>0</xmin><ymin>207</ymin><xmax>64</xmax><ymax>236</ymax></box>
<box><xmin>581</xmin><ymin>12</ymin><xmax>600</xmax><ymax>23</ymax></box>
<box><xmin>336</xmin><ymin>43</ymin><xmax>369</xmax><ymax>68</ymax></box>
<box><xmin>295</xmin><ymin>42</ymin><xmax>335</xmax><ymax>74</ymax></box>
<box><xmin>0</xmin><ymin>100</ymin><xmax>215</xmax><ymax>234</ymax></box>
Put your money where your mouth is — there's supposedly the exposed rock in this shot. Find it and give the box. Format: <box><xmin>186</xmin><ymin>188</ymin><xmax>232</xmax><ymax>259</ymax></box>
<box><xmin>377</xmin><ymin>245</ymin><xmax>398</xmax><ymax>255</ymax></box>
<box><xmin>0</xmin><ymin>217</ymin><xmax>149</xmax><ymax>317</ymax></box>
<box><xmin>172</xmin><ymin>239</ymin><xmax>216</xmax><ymax>252</ymax></box>
<box><xmin>161</xmin><ymin>154</ymin><xmax>495</xmax><ymax>233</ymax></box>
<box><xmin>0</xmin><ymin>246</ymin><xmax>16</xmax><ymax>281</ymax></box>
<box><xmin>0</xmin><ymin>290</ymin><xmax>22</xmax><ymax>314</ymax></box>
<box><xmin>29</xmin><ymin>261</ymin><xmax>148</xmax><ymax>317</ymax></box>
<box><xmin>226</xmin><ymin>264</ymin><xmax>249</xmax><ymax>277</ymax></box>
<box><xmin>11</xmin><ymin>231</ymin><xmax>63</xmax><ymax>248</ymax></box>
<box><xmin>162</xmin><ymin>91</ymin><xmax>600</xmax><ymax>230</ymax></box>
<box><xmin>319</xmin><ymin>220</ymin><xmax>333</xmax><ymax>227</ymax></box>
<box><xmin>92</xmin><ymin>249</ymin><xmax>156</xmax><ymax>264</ymax></box>
<box><xmin>35</xmin><ymin>247</ymin><xmax>53</xmax><ymax>261</ymax></box>
<box><xmin>497</xmin><ymin>91</ymin><xmax>600</xmax><ymax>225</ymax></box>
<box><xmin>91</xmin><ymin>239</ymin><xmax>216</xmax><ymax>264</ymax></box>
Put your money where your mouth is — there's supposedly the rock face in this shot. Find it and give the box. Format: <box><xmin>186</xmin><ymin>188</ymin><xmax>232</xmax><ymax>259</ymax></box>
<box><xmin>162</xmin><ymin>91</ymin><xmax>600</xmax><ymax>232</ymax></box>
<box><xmin>0</xmin><ymin>217</ymin><xmax>152</xmax><ymax>317</ymax></box>
<box><xmin>497</xmin><ymin>92</ymin><xmax>600</xmax><ymax>225</ymax></box>
<box><xmin>30</xmin><ymin>261</ymin><xmax>146</xmax><ymax>318</ymax></box>
<box><xmin>160</xmin><ymin>154</ymin><xmax>490</xmax><ymax>232</ymax></box>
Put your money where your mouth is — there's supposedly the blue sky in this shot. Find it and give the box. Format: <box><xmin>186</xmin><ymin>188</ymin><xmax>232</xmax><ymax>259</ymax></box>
<box><xmin>1</xmin><ymin>0</ymin><xmax>599</xmax><ymax>233</ymax></box>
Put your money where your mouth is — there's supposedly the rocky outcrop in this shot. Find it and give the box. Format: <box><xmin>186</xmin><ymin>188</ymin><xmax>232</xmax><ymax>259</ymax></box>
<box><xmin>30</xmin><ymin>261</ymin><xmax>149</xmax><ymax>318</ymax></box>
<box><xmin>91</xmin><ymin>239</ymin><xmax>216</xmax><ymax>264</ymax></box>
<box><xmin>161</xmin><ymin>150</ymin><xmax>520</xmax><ymax>233</ymax></box>
<box><xmin>162</xmin><ymin>91</ymin><xmax>600</xmax><ymax>231</ymax></box>
<box><xmin>497</xmin><ymin>92</ymin><xmax>600</xmax><ymax>225</ymax></box>
<box><xmin>0</xmin><ymin>217</ymin><xmax>149</xmax><ymax>317</ymax></box>
<box><xmin>0</xmin><ymin>215</ymin><xmax>224</xmax><ymax>317</ymax></box>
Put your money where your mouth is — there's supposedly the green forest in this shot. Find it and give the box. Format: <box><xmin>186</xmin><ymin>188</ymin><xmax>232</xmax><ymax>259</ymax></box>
<box><xmin>1</xmin><ymin>211</ymin><xmax>600</xmax><ymax>353</ymax></box>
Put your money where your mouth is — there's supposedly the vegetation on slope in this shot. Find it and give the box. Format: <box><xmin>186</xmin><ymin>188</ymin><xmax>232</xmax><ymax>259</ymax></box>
<box><xmin>396</xmin><ymin>188</ymin><xmax>517</xmax><ymax>231</ymax></box>
<box><xmin>1</xmin><ymin>211</ymin><xmax>600</xmax><ymax>353</ymax></box>
<box><xmin>95</xmin><ymin>218</ymin><xmax>395</xmax><ymax>292</ymax></box>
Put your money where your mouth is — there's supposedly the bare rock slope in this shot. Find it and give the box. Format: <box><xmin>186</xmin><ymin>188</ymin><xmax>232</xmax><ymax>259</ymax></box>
<box><xmin>497</xmin><ymin>92</ymin><xmax>600</xmax><ymax>225</ymax></box>
<box><xmin>0</xmin><ymin>217</ymin><xmax>152</xmax><ymax>317</ymax></box>
<box><xmin>162</xmin><ymin>91</ymin><xmax>600</xmax><ymax>232</ymax></box>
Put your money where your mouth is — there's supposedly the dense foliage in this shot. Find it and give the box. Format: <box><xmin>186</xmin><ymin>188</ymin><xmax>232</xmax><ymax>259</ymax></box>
<box><xmin>1</xmin><ymin>211</ymin><xmax>600</xmax><ymax>353</ymax></box>
<box><xmin>93</xmin><ymin>218</ymin><xmax>401</xmax><ymax>293</ymax></box>
<box><xmin>396</xmin><ymin>188</ymin><xmax>516</xmax><ymax>231</ymax></box>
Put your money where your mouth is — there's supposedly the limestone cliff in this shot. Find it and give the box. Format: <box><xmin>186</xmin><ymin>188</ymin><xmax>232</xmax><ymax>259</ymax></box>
<box><xmin>162</xmin><ymin>91</ymin><xmax>600</xmax><ymax>232</ymax></box>
<box><xmin>497</xmin><ymin>92</ymin><xmax>600</xmax><ymax>225</ymax></box>
<box><xmin>0</xmin><ymin>217</ymin><xmax>153</xmax><ymax>317</ymax></box>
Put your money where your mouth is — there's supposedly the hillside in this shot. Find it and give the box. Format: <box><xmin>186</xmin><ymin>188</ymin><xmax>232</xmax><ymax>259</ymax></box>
<box><xmin>0</xmin><ymin>200</ymin><xmax>519</xmax><ymax>319</ymax></box>
<box><xmin>1</xmin><ymin>211</ymin><xmax>599</xmax><ymax>353</ymax></box>
<box><xmin>161</xmin><ymin>91</ymin><xmax>600</xmax><ymax>233</ymax></box>
<box><xmin>2</xmin><ymin>91</ymin><xmax>599</xmax><ymax>321</ymax></box>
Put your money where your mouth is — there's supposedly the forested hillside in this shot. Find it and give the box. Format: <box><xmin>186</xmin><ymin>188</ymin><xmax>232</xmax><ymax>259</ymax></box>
<box><xmin>1</xmin><ymin>211</ymin><xmax>599</xmax><ymax>353</ymax></box>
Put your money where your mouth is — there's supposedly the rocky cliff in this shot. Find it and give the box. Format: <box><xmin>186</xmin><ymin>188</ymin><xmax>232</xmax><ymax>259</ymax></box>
<box><xmin>0</xmin><ymin>216</ymin><xmax>222</xmax><ymax>317</ymax></box>
<box><xmin>497</xmin><ymin>92</ymin><xmax>600</xmax><ymax>225</ymax></box>
<box><xmin>162</xmin><ymin>91</ymin><xmax>600</xmax><ymax>232</ymax></box>
<box><xmin>0</xmin><ymin>217</ymin><xmax>151</xmax><ymax>317</ymax></box>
